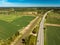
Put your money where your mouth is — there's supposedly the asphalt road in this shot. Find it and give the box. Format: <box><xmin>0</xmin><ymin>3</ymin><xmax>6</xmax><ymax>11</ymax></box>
<box><xmin>36</xmin><ymin>10</ymin><xmax>52</xmax><ymax>45</ymax></box>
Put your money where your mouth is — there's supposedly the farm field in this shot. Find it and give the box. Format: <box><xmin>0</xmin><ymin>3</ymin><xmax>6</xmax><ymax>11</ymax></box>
<box><xmin>45</xmin><ymin>11</ymin><xmax>60</xmax><ymax>45</ymax></box>
<box><xmin>0</xmin><ymin>15</ymin><xmax>35</xmax><ymax>41</ymax></box>
<box><xmin>46</xmin><ymin>12</ymin><xmax>60</xmax><ymax>24</ymax></box>
<box><xmin>0</xmin><ymin>15</ymin><xmax>21</xmax><ymax>22</ymax></box>
<box><xmin>45</xmin><ymin>26</ymin><xmax>60</xmax><ymax>45</ymax></box>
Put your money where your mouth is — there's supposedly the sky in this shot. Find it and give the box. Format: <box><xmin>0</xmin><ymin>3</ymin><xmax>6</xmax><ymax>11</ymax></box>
<box><xmin>0</xmin><ymin>0</ymin><xmax>60</xmax><ymax>7</ymax></box>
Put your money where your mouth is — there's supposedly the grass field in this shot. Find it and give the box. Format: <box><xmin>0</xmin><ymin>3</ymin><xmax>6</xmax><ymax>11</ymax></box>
<box><xmin>0</xmin><ymin>15</ymin><xmax>21</xmax><ymax>22</ymax></box>
<box><xmin>45</xmin><ymin>11</ymin><xmax>60</xmax><ymax>45</ymax></box>
<box><xmin>45</xmin><ymin>26</ymin><xmax>60</xmax><ymax>45</ymax></box>
<box><xmin>0</xmin><ymin>15</ymin><xmax>35</xmax><ymax>41</ymax></box>
<box><xmin>46</xmin><ymin>12</ymin><xmax>60</xmax><ymax>24</ymax></box>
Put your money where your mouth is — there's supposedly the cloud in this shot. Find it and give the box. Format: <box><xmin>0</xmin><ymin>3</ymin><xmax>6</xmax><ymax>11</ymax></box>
<box><xmin>0</xmin><ymin>0</ymin><xmax>60</xmax><ymax>7</ymax></box>
<box><xmin>0</xmin><ymin>0</ymin><xmax>20</xmax><ymax>7</ymax></box>
<box><xmin>0</xmin><ymin>0</ymin><xmax>41</xmax><ymax>7</ymax></box>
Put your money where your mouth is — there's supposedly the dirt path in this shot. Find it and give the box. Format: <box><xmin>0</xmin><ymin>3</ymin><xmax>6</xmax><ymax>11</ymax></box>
<box><xmin>11</xmin><ymin>16</ymin><xmax>41</xmax><ymax>45</ymax></box>
<box><xmin>45</xmin><ymin>23</ymin><xmax>60</xmax><ymax>27</ymax></box>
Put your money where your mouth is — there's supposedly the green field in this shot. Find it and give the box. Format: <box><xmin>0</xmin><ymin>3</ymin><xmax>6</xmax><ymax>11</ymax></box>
<box><xmin>0</xmin><ymin>15</ymin><xmax>35</xmax><ymax>40</ymax></box>
<box><xmin>45</xmin><ymin>26</ymin><xmax>60</xmax><ymax>45</ymax></box>
<box><xmin>46</xmin><ymin>12</ymin><xmax>60</xmax><ymax>24</ymax></box>
<box><xmin>45</xmin><ymin>11</ymin><xmax>60</xmax><ymax>45</ymax></box>
<box><xmin>0</xmin><ymin>15</ymin><xmax>21</xmax><ymax>22</ymax></box>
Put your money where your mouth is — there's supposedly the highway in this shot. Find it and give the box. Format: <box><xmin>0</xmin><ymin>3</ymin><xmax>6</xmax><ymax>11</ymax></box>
<box><xmin>36</xmin><ymin>10</ymin><xmax>52</xmax><ymax>45</ymax></box>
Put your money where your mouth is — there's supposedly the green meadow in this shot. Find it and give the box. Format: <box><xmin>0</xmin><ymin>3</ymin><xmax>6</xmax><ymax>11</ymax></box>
<box><xmin>46</xmin><ymin>12</ymin><xmax>60</xmax><ymax>24</ymax></box>
<box><xmin>45</xmin><ymin>12</ymin><xmax>60</xmax><ymax>45</ymax></box>
<box><xmin>45</xmin><ymin>26</ymin><xmax>60</xmax><ymax>45</ymax></box>
<box><xmin>0</xmin><ymin>15</ymin><xmax>35</xmax><ymax>40</ymax></box>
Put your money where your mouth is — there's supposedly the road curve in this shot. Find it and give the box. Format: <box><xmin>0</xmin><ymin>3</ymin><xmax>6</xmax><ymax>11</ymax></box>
<box><xmin>36</xmin><ymin>10</ymin><xmax>53</xmax><ymax>45</ymax></box>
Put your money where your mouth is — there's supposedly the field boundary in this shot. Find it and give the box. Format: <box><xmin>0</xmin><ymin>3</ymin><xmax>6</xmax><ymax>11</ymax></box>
<box><xmin>45</xmin><ymin>23</ymin><xmax>60</xmax><ymax>27</ymax></box>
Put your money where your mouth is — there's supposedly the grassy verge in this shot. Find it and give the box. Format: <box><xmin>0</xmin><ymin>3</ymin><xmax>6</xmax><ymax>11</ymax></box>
<box><xmin>28</xmin><ymin>35</ymin><xmax>37</xmax><ymax>45</ymax></box>
<box><xmin>25</xmin><ymin>24</ymin><xmax>39</xmax><ymax>45</ymax></box>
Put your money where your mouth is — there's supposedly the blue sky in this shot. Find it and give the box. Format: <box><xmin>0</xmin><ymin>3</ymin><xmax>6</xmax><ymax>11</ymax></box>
<box><xmin>0</xmin><ymin>0</ymin><xmax>60</xmax><ymax>7</ymax></box>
